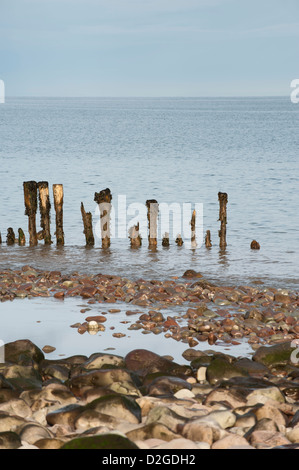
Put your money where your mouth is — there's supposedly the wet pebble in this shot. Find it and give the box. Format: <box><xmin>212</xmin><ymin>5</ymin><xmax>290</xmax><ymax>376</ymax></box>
<box><xmin>42</xmin><ymin>345</ymin><xmax>56</xmax><ymax>354</ymax></box>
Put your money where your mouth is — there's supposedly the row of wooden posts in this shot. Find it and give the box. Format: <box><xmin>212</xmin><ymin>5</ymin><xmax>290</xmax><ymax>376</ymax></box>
<box><xmin>0</xmin><ymin>181</ymin><xmax>230</xmax><ymax>250</ymax></box>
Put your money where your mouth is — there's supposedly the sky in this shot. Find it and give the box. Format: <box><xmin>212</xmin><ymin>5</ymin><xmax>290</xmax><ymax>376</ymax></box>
<box><xmin>0</xmin><ymin>0</ymin><xmax>298</xmax><ymax>97</ymax></box>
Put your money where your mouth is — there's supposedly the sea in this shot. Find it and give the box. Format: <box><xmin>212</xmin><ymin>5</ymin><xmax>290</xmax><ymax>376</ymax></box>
<box><xmin>0</xmin><ymin>97</ymin><xmax>298</xmax><ymax>360</ymax></box>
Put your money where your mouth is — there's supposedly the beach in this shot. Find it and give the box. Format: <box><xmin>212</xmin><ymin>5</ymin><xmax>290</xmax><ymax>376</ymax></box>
<box><xmin>0</xmin><ymin>97</ymin><xmax>298</xmax><ymax>450</ymax></box>
<box><xmin>0</xmin><ymin>266</ymin><xmax>298</xmax><ymax>449</ymax></box>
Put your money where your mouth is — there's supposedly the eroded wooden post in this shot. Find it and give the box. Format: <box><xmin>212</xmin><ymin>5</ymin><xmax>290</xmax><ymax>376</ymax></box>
<box><xmin>6</xmin><ymin>228</ymin><xmax>15</xmax><ymax>245</ymax></box>
<box><xmin>191</xmin><ymin>209</ymin><xmax>196</xmax><ymax>248</ymax></box>
<box><xmin>38</xmin><ymin>181</ymin><xmax>52</xmax><ymax>245</ymax></box>
<box><xmin>53</xmin><ymin>184</ymin><xmax>64</xmax><ymax>246</ymax></box>
<box><xmin>18</xmin><ymin>228</ymin><xmax>26</xmax><ymax>246</ymax></box>
<box><xmin>129</xmin><ymin>223</ymin><xmax>142</xmax><ymax>248</ymax></box>
<box><xmin>94</xmin><ymin>188</ymin><xmax>112</xmax><ymax>248</ymax></box>
<box><xmin>162</xmin><ymin>232</ymin><xmax>170</xmax><ymax>247</ymax></box>
<box><xmin>23</xmin><ymin>181</ymin><xmax>38</xmax><ymax>246</ymax></box>
<box><xmin>175</xmin><ymin>234</ymin><xmax>184</xmax><ymax>246</ymax></box>
<box><xmin>218</xmin><ymin>192</ymin><xmax>228</xmax><ymax>249</ymax></box>
<box><xmin>81</xmin><ymin>202</ymin><xmax>95</xmax><ymax>247</ymax></box>
<box><xmin>146</xmin><ymin>199</ymin><xmax>158</xmax><ymax>249</ymax></box>
<box><xmin>205</xmin><ymin>230</ymin><xmax>212</xmax><ymax>248</ymax></box>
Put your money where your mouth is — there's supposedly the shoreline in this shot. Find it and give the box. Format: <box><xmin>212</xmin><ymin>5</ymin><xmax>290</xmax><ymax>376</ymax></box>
<box><xmin>0</xmin><ymin>265</ymin><xmax>298</xmax><ymax>353</ymax></box>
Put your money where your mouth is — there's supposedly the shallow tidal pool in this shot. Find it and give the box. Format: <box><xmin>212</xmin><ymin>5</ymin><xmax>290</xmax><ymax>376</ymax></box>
<box><xmin>0</xmin><ymin>296</ymin><xmax>253</xmax><ymax>364</ymax></box>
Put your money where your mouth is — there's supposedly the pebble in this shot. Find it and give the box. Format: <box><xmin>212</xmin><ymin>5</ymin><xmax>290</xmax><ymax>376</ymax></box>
<box><xmin>87</xmin><ymin>321</ymin><xmax>99</xmax><ymax>330</ymax></box>
<box><xmin>85</xmin><ymin>315</ymin><xmax>106</xmax><ymax>323</ymax></box>
<box><xmin>173</xmin><ymin>389</ymin><xmax>195</xmax><ymax>399</ymax></box>
<box><xmin>42</xmin><ymin>345</ymin><xmax>56</xmax><ymax>354</ymax></box>
<box><xmin>197</xmin><ymin>367</ymin><xmax>207</xmax><ymax>382</ymax></box>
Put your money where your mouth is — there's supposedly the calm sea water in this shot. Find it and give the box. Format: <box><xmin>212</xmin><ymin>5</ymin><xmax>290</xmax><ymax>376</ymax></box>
<box><xmin>0</xmin><ymin>97</ymin><xmax>298</xmax><ymax>289</ymax></box>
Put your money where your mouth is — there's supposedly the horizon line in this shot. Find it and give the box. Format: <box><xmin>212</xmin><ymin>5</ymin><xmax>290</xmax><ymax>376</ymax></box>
<box><xmin>4</xmin><ymin>95</ymin><xmax>290</xmax><ymax>99</ymax></box>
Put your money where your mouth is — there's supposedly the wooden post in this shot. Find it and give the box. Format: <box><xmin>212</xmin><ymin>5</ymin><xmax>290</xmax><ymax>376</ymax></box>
<box><xmin>129</xmin><ymin>223</ymin><xmax>142</xmax><ymax>248</ymax></box>
<box><xmin>162</xmin><ymin>232</ymin><xmax>170</xmax><ymax>247</ymax></box>
<box><xmin>205</xmin><ymin>230</ymin><xmax>212</xmax><ymax>248</ymax></box>
<box><xmin>94</xmin><ymin>188</ymin><xmax>112</xmax><ymax>248</ymax></box>
<box><xmin>190</xmin><ymin>209</ymin><xmax>196</xmax><ymax>248</ymax></box>
<box><xmin>81</xmin><ymin>202</ymin><xmax>95</xmax><ymax>246</ymax></box>
<box><xmin>218</xmin><ymin>192</ymin><xmax>228</xmax><ymax>249</ymax></box>
<box><xmin>23</xmin><ymin>181</ymin><xmax>38</xmax><ymax>246</ymax></box>
<box><xmin>175</xmin><ymin>234</ymin><xmax>184</xmax><ymax>246</ymax></box>
<box><xmin>6</xmin><ymin>228</ymin><xmax>15</xmax><ymax>245</ymax></box>
<box><xmin>38</xmin><ymin>181</ymin><xmax>52</xmax><ymax>245</ymax></box>
<box><xmin>37</xmin><ymin>230</ymin><xmax>44</xmax><ymax>241</ymax></box>
<box><xmin>18</xmin><ymin>228</ymin><xmax>26</xmax><ymax>246</ymax></box>
<box><xmin>146</xmin><ymin>199</ymin><xmax>158</xmax><ymax>248</ymax></box>
<box><xmin>53</xmin><ymin>184</ymin><xmax>65</xmax><ymax>246</ymax></box>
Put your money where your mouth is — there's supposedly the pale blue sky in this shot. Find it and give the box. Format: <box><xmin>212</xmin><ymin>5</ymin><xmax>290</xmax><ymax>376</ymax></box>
<box><xmin>0</xmin><ymin>0</ymin><xmax>298</xmax><ymax>96</ymax></box>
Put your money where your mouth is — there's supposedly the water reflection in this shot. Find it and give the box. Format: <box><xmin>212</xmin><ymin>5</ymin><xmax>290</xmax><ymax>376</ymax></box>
<box><xmin>0</xmin><ymin>243</ymin><xmax>298</xmax><ymax>290</ymax></box>
<box><xmin>218</xmin><ymin>248</ymin><xmax>230</xmax><ymax>269</ymax></box>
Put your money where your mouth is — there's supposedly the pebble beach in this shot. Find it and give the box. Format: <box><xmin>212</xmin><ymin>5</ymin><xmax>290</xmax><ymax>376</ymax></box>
<box><xmin>0</xmin><ymin>266</ymin><xmax>298</xmax><ymax>449</ymax></box>
<box><xmin>1</xmin><ymin>0</ymin><xmax>299</xmax><ymax>452</ymax></box>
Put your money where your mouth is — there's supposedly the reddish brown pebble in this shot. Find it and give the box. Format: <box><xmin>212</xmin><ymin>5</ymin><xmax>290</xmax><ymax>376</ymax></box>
<box><xmin>139</xmin><ymin>314</ymin><xmax>151</xmax><ymax>321</ymax></box>
<box><xmin>77</xmin><ymin>326</ymin><xmax>87</xmax><ymax>334</ymax></box>
<box><xmin>42</xmin><ymin>345</ymin><xmax>56</xmax><ymax>353</ymax></box>
<box><xmin>274</xmin><ymin>313</ymin><xmax>285</xmax><ymax>322</ymax></box>
<box><xmin>197</xmin><ymin>335</ymin><xmax>208</xmax><ymax>342</ymax></box>
<box><xmin>19</xmin><ymin>283</ymin><xmax>33</xmax><ymax>291</ymax></box>
<box><xmin>80</xmin><ymin>278</ymin><xmax>96</xmax><ymax>287</ymax></box>
<box><xmin>126</xmin><ymin>311</ymin><xmax>140</xmax><ymax>316</ymax></box>
<box><xmin>85</xmin><ymin>315</ymin><xmax>107</xmax><ymax>323</ymax></box>
<box><xmin>54</xmin><ymin>291</ymin><xmax>64</xmax><ymax>300</ymax></box>
<box><xmin>80</xmin><ymin>287</ymin><xmax>98</xmax><ymax>298</ymax></box>
<box><xmin>242</xmin><ymin>296</ymin><xmax>252</xmax><ymax>303</ymax></box>
<box><xmin>49</xmin><ymin>271</ymin><xmax>62</xmax><ymax>278</ymax></box>
<box><xmin>164</xmin><ymin>316</ymin><xmax>179</xmax><ymax>328</ymax></box>
<box><xmin>274</xmin><ymin>293</ymin><xmax>292</xmax><ymax>304</ymax></box>
<box><xmin>208</xmin><ymin>333</ymin><xmax>218</xmax><ymax>345</ymax></box>
<box><xmin>143</xmin><ymin>321</ymin><xmax>156</xmax><ymax>330</ymax></box>
<box><xmin>285</xmin><ymin>316</ymin><xmax>295</xmax><ymax>325</ymax></box>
